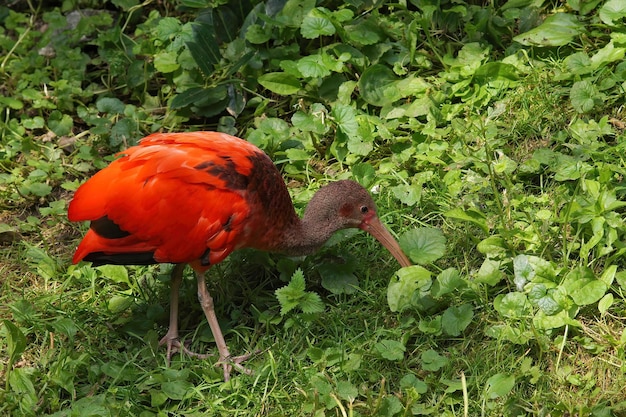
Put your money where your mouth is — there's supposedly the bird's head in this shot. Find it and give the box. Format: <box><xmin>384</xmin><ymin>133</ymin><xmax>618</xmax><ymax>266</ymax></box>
<box><xmin>305</xmin><ymin>180</ymin><xmax>412</xmax><ymax>267</ymax></box>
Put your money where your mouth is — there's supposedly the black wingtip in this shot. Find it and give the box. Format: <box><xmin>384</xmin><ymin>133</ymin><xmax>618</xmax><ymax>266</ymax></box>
<box><xmin>83</xmin><ymin>251</ymin><xmax>157</xmax><ymax>266</ymax></box>
<box><xmin>91</xmin><ymin>216</ymin><xmax>131</xmax><ymax>239</ymax></box>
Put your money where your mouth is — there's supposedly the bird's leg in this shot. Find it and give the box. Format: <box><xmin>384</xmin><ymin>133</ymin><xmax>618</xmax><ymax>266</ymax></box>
<box><xmin>195</xmin><ymin>271</ymin><xmax>254</xmax><ymax>381</ymax></box>
<box><xmin>159</xmin><ymin>264</ymin><xmax>212</xmax><ymax>363</ymax></box>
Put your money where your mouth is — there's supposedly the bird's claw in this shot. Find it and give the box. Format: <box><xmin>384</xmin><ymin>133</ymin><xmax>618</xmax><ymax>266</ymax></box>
<box><xmin>159</xmin><ymin>335</ymin><xmax>258</xmax><ymax>381</ymax></box>
<box><xmin>159</xmin><ymin>336</ymin><xmax>214</xmax><ymax>365</ymax></box>
<box><xmin>216</xmin><ymin>350</ymin><xmax>261</xmax><ymax>381</ymax></box>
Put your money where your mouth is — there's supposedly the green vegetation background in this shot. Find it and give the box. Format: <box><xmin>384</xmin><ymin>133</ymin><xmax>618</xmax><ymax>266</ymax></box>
<box><xmin>1</xmin><ymin>0</ymin><xmax>626</xmax><ymax>415</ymax></box>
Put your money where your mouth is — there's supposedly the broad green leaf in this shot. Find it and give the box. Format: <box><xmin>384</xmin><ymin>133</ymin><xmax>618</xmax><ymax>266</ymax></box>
<box><xmin>485</xmin><ymin>373</ymin><xmax>515</xmax><ymax>399</ymax></box>
<box><xmin>473</xmin><ymin>62</ymin><xmax>519</xmax><ymax>88</ymax></box>
<box><xmin>562</xmin><ymin>266</ymin><xmax>608</xmax><ymax>306</ymax></box>
<box><xmin>186</xmin><ymin>15</ymin><xmax>221</xmax><ymax>75</ymax></box>
<box><xmin>8</xmin><ymin>368</ymin><xmax>37</xmax><ymax>410</ymax></box>
<box><xmin>616</xmin><ymin>271</ymin><xmax>626</xmax><ymax>292</ymax></box>
<box><xmin>599</xmin><ymin>0</ymin><xmax>626</xmax><ymax>26</ymax></box>
<box><xmin>23</xmin><ymin>116</ymin><xmax>45</xmax><ymax>129</ymax></box>
<box><xmin>319</xmin><ymin>263</ymin><xmax>359</xmax><ymax>295</ymax></box>
<box><xmin>486</xmin><ymin>324</ymin><xmax>533</xmax><ymax>344</ymax></box>
<box><xmin>359</xmin><ymin>65</ymin><xmax>428</xmax><ymax>107</ymax></box>
<box><xmin>155</xmin><ymin>16</ymin><xmax>182</xmax><ymax>39</ymax></box>
<box><xmin>51</xmin><ymin>317</ymin><xmax>78</xmax><ymax>340</ymax></box>
<box><xmin>96</xmin><ymin>97</ymin><xmax>125</xmax><ymax>114</ymax></box>
<box><xmin>513</xmin><ymin>13</ymin><xmax>583</xmax><ymax>46</ymax></box>
<box><xmin>97</xmin><ymin>265</ymin><xmax>130</xmax><ymax>285</ymax></box>
<box><xmin>533</xmin><ymin>309</ymin><xmax>579</xmax><ymax>330</ymax></box>
<box><xmin>161</xmin><ymin>380</ymin><xmax>193</xmax><ymax>400</ymax></box>
<box><xmin>476</xmin><ymin>236</ymin><xmax>507</xmax><ymax>256</ymax></box>
<box><xmin>258</xmin><ymin>72</ymin><xmax>302</xmax><ymax>95</ymax></box>
<box><xmin>590</xmin><ymin>41</ymin><xmax>625</xmax><ymax>70</ymax></box>
<box><xmin>391</xmin><ymin>183</ymin><xmax>422</xmax><ymax>207</ymax></box>
<box><xmin>492</xmin><ymin>152</ymin><xmax>518</xmax><ymax>174</ymax></box>
<box><xmin>570</xmin><ymin>80</ymin><xmax>603</xmax><ymax>113</ymax></box>
<box><xmin>107</xmin><ymin>294</ymin><xmax>133</xmax><ymax>314</ymax></box>
<box><xmin>600</xmin><ymin>265</ymin><xmax>617</xmax><ymax>287</ymax></box>
<box><xmin>598</xmin><ymin>293</ymin><xmax>613</xmax><ymax>315</ymax></box>
<box><xmin>421</xmin><ymin>349</ymin><xmax>448</xmax><ymax>372</ymax></box>
<box><xmin>23</xmin><ymin>182</ymin><xmax>52</xmax><ymax>197</ymax></box>
<box><xmin>110</xmin><ymin>118</ymin><xmax>137</xmax><ymax>147</ymax></box>
<box><xmin>419</xmin><ymin>316</ymin><xmax>442</xmax><ymax>335</ymax></box>
<box><xmin>399</xmin><ymin>227</ymin><xmax>446</xmax><ymax>265</ymax></box>
<box><xmin>299</xmin><ymin>293</ymin><xmax>325</xmax><ymax>314</ymax></box>
<box><xmin>331</xmin><ymin>103</ymin><xmax>359</xmax><ymax>140</ymax></box>
<box><xmin>387</xmin><ymin>266</ymin><xmax>432</xmax><ymax>312</ymax></box>
<box><xmin>245</xmin><ymin>24</ymin><xmax>272</xmax><ymax>44</ymax></box>
<box><xmin>375</xmin><ymin>339</ymin><xmax>405</xmax><ymax>361</ymax></box>
<box><xmin>513</xmin><ymin>254</ymin><xmax>534</xmax><ymax>291</ymax></box>
<box><xmin>380</xmin><ymin>396</ymin><xmax>403</xmax><ymax>416</ymax></box>
<box><xmin>345</xmin><ymin>19</ymin><xmax>384</xmax><ymax>45</ymax></box>
<box><xmin>336</xmin><ymin>380</ymin><xmax>358</xmax><ymax>401</ymax></box>
<box><xmin>475</xmin><ymin>258</ymin><xmax>503</xmax><ymax>286</ymax></box>
<box><xmin>3</xmin><ymin>320</ymin><xmax>27</xmax><ymax>368</ymax></box>
<box><xmin>291</xmin><ymin>109</ymin><xmax>328</xmax><ymax>134</ymax></box>
<box><xmin>441</xmin><ymin>304</ymin><xmax>473</xmax><ymax>336</ymax></box>
<box><xmin>528</xmin><ymin>284</ymin><xmax>561</xmax><ymax>315</ymax></box>
<box><xmin>48</xmin><ymin>113</ymin><xmax>74</xmax><ymax>136</ymax></box>
<box><xmin>0</xmin><ymin>96</ymin><xmax>24</xmax><ymax>109</ymax></box>
<box><xmin>399</xmin><ymin>374</ymin><xmax>428</xmax><ymax>394</ymax></box>
<box><xmin>563</xmin><ymin>52</ymin><xmax>593</xmax><ymax>75</ymax></box>
<box><xmin>297</xmin><ymin>55</ymin><xmax>331</xmax><ymax>78</ymax></box>
<box><xmin>171</xmin><ymin>87</ymin><xmax>208</xmax><ymax>109</ymax></box>
<box><xmin>279</xmin><ymin>0</ymin><xmax>316</xmax><ymax>27</ymax></box>
<box><xmin>445</xmin><ymin>208</ymin><xmax>488</xmax><ymax>234</ymax></box>
<box><xmin>494</xmin><ymin>293</ymin><xmax>532</xmax><ymax>318</ymax></box>
<box><xmin>154</xmin><ymin>51</ymin><xmax>180</xmax><ymax>73</ymax></box>
<box><xmin>351</xmin><ymin>163</ymin><xmax>376</xmax><ymax>188</ymax></box>
<box><xmin>151</xmin><ymin>389</ymin><xmax>168</xmax><ymax>407</ymax></box>
<box><xmin>301</xmin><ymin>13</ymin><xmax>335</xmax><ymax>39</ymax></box>
<box><xmin>359</xmin><ymin>64</ymin><xmax>401</xmax><ymax>107</ymax></box>
<box><xmin>431</xmin><ymin>268</ymin><xmax>464</xmax><ymax>298</ymax></box>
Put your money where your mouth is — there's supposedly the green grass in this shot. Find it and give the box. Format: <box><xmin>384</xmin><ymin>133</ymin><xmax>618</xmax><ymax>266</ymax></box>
<box><xmin>3</xmin><ymin>0</ymin><xmax>626</xmax><ymax>416</ymax></box>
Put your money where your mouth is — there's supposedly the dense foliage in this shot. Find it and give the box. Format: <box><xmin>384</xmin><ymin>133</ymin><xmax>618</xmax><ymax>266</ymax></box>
<box><xmin>2</xmin><ymin>0</ymin><xmax>626</xmax><ymax>415</ymax></box>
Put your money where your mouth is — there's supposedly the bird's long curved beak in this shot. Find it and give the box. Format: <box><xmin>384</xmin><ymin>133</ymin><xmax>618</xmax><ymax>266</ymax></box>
<box><xmin>361</xmin><ymin>216</ymin><xmax>412</xmax><ymax>267</ymax></box>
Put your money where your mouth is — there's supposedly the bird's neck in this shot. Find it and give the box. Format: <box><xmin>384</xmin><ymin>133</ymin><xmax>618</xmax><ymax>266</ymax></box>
<box><xmin>276</xmin><ymin>216</ymin><xmax>338</xmax><ymax>256</ymax></box>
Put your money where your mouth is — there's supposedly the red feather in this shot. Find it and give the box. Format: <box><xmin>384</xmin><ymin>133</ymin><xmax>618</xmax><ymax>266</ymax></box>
<box><xmin>68</xmin><ymin>132</ymin><xmax>274</xmax><ymax>268</ymax></box>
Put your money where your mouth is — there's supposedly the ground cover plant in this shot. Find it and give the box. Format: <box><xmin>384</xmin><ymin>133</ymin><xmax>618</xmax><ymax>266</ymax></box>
<box><xmin>1</xmin><ymin>0</ymin><xmax>626</xmax><ymax>415</ymax></box>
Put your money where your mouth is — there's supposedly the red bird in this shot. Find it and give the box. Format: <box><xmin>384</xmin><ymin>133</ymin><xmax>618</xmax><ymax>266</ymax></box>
<box><xmin>68</xmin><ymin>131</ymin><xmax>411</xmax><ymax>380</ymax></box>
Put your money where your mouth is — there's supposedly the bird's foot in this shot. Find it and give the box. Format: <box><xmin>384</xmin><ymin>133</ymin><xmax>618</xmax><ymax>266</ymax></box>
<box><xmin>158</xmin><ymin>335</ymin><xmax>213</xmax><ymax>365</ymax></box>
<box><xmin>217</xmin><ymin>351</ymin><xmax>260</xmax><ymax>381</ymax></box>
<box><xmin>159</xmin><ymin>334</ymin><xmax>259</xmax><ymax>381</ymax></box>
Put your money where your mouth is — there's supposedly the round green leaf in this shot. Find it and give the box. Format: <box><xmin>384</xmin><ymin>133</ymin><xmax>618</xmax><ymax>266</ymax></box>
<box><xmin>301</xmin><ymin>15</ymin><xmax>335</xmax><ymax>39</ymax></box>
<box><xmin>374</xmin><ymin>339</ymin><xmax>406</xmax><ymax>361</ymax></box>
<box><xmin>358</xmin><ymin>64</ymin><xmax>401</xmax><ymax>107</ymax></box>
<box><xmin>421</xmin><ymin>349</ymin><xmax>448</xmax><ymax>371</ymax></box>
<box><xmin>494</xmin><ymin>292</ymin><xmax>532</xmax><ymax>319</ymax></box>
<box><xmin>485</xmin><ymin>373</ymin><xmax>515</xmax><ymax>399</ymax></box>
<box><xmin>399</xmin><ymin>227</ymin><xmax>446</xmax><ymax>265</ymax></box>
<box><xmin>599</xmin><ymin>0</ymin><xmax>626</xmax><ymax>26</ymax></box>
<box><xmin>387</xmin><ymin>265</ymin><xmax>432</xmax><ymax>312</ymax></box>
<box><xmin>441</xmin><ymin>304</ymin><xmax>474</xmax><ymax>336</ymax></box>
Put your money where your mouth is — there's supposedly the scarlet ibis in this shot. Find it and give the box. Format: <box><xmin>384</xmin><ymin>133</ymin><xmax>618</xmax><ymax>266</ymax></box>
<box><xmin>68</xmin><ymin>131</ymin><xmax>412</xmax><ymax>380</ymax></box>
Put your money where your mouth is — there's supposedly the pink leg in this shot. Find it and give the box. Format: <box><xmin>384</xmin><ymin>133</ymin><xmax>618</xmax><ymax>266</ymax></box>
<box><xmin>159</xmin><ymin>264</ymin><xmax>212</xmax><ymax>362</ymax></box>
<box><xmin>195</xmin><ymin>271</ymin><xmax>253</xmax><ymax>381</ymax></box>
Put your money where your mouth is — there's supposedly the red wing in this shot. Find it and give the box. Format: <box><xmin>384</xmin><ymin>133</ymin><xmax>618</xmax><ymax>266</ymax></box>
<box><xmin>68</xmin><ymin>132</ymin><xmax>263</xmax><ymax>266</ymax></box>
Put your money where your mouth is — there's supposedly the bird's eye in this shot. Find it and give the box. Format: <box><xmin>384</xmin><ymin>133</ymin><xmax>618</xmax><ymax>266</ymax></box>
<box><xmin>360</xmin><ymin>206</ymin><xmax>369</xmax><ymax>214</ymax></box>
